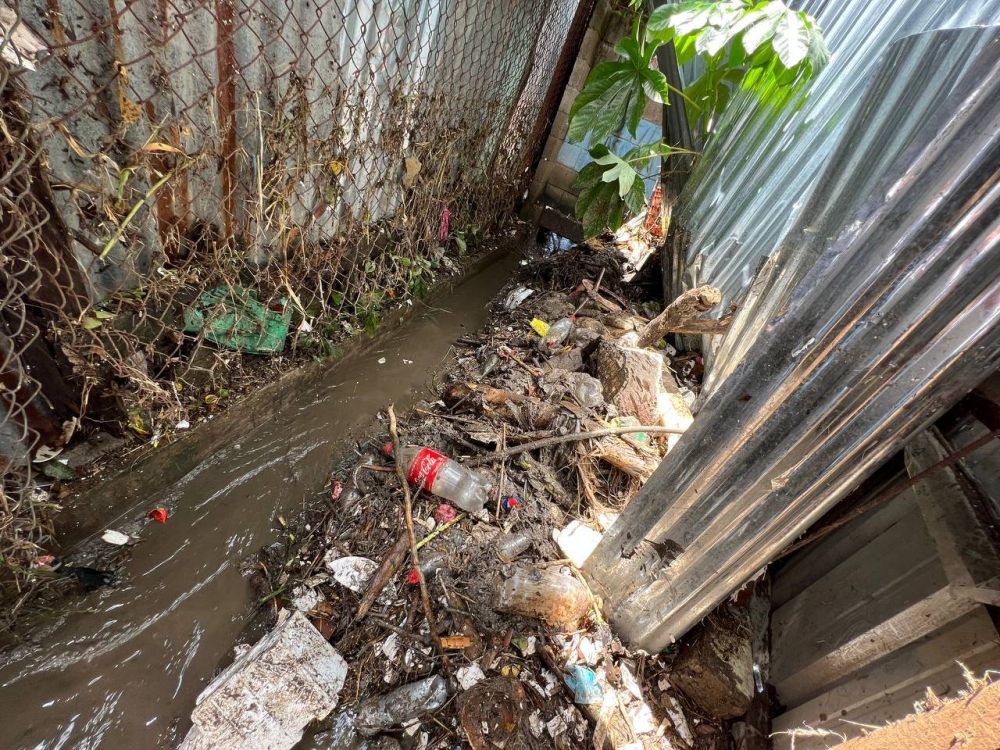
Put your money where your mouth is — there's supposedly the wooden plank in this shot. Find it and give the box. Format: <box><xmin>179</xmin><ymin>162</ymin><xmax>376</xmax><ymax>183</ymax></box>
<box><xmin>772</xmin><ymin>491</ymin><xmax>916</xmax><ymax>608</ymax></box>
<box><xmin>733</xmin><ymin>579</ymin><xmax>772</xmax><ymax>750</ymax></box>
<box><xmin>771</xmin><ymin>505</ymin><xmax>976</xmax><ymax>706</ymax></box>
<box><xmin>772</xmin><ymin>607</ymin><xmax>1000</xmax><ymax>749</ymax></box>
<box><xmin>905</xmin><ymin>429</ymin><xmax>1000</xmax><ymax>592</ymax></box>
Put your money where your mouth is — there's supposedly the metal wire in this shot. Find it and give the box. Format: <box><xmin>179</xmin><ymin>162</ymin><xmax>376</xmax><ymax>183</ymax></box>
<box><xmin>0</xmin><ymin>0</ymin><xmax>581</xmax><ymax>582</ymax></box>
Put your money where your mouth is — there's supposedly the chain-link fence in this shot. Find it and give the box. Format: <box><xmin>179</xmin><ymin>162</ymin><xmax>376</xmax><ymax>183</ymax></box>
<box><xmin>0</xmin><ymin>0</ymin><xmax>586</xmax><ymax>583</ymax></box>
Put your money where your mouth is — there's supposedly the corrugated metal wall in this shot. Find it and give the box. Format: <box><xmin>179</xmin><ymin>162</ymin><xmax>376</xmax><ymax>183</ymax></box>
<box><xmin>586</xmin><ymin>10</ymin><xmax>1000</xmax><ymax>651</ymax></box>
<box><xmin>680</xmin><ymin>0</ymin><xmax>1000</xmax><ymax>319</ymax></box>
<box><xmin>16</xmin><ymin>0</ymin><xmax>575</xmax><ymax>295</ymax></box>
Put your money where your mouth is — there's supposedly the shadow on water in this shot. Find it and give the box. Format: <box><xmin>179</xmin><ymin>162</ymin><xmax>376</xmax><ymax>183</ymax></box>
<box><xmin>0</xmin><ymin>250</ymin><xmax>521</xmax><ymax>749</ymax></box>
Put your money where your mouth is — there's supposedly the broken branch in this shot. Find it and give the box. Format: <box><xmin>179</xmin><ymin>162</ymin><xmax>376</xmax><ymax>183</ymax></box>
<box><xmin>635</xmin><ymin>285</ymin><xmax>722</xmax><ymax>348</ymax></box>
<box><xmin>387</xmin><ymin>404</ymin><xmax>450</xmax><ymax>671</ymax></box>
<box><xmin>462</xmin><ymin>424</ymin><xmax>684</xmax><ymax>467</ymax></box>
<box><xmin>357</xmin><ymin>532</ymin><xmax>409</xmax><ymax>620</ymax></box>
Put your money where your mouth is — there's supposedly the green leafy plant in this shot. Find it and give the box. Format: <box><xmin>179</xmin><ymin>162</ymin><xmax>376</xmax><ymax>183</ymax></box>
<box><xmin>570</xmin><ymin>0</ymin><xmax>829</xmax><ymax>237</ymax></box>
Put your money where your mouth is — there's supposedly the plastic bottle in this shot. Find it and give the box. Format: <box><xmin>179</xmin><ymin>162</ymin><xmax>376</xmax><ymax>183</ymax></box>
<box><xmin>570</xmin><ymin>375</ymin><xmax>604</xmax><ymax>409</ymax></box>
<box><xmin>495</xmin><ymin>567</ymin><xmax>592</xmax><ymax>626</ymax></box>
<box><xmin>496</xmin><ymin>533</ymin><xmax>532</xmax><ymax>561</ymax></box>
<box><xmin>354</xmin><ymin>675</ymin><xmax>450</xmax><ymax>736</ymax></box>
<box><xmin>537</xmin><ymin>317</ymin><xmax>574</xmax><ymax>351</ymax></box>
<box><xmin>385</xmin><ymin>445</ymin><xmax>491</xmax><ymax>515</ymax></box>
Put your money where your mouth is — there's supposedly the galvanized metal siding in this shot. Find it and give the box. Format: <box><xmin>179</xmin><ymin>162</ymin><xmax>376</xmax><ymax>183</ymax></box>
<box><xmin>586</xmin><ymin>24</ymin><xmax>1000</xmax><ymax>651</ymax></box>
<box><xmin>678</xmin><ymin>0</ymin><xmax>1000</xmax><ymax>313</ymax></box>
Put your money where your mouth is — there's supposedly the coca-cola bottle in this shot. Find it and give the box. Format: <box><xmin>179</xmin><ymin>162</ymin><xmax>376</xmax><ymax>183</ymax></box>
<box><xmin>385</xmin><ymin>444</ymin><xmax>491</xmax><ymax>515</ymax></box>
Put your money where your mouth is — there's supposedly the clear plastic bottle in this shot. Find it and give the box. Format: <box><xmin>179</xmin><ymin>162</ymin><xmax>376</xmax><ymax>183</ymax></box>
<box><xmin>385</xmin><ymin>445</ymin><xmax>491</xmax><ymax>515</ymax></box>
<box><xmin>537</xmin><ymin>317</ymin><xmax>575</xmax><ymax>351</ymax></box>
<box><xmin>571</xmin><ymin>375</ymin><xmax>604</xmax><ymax>408</ymax></box>
<box><xmin>354</xmin><ymin>675</ymin><xmax>450</xmax><ymax>736</ymax></box>
<box><xmin>496</xmin><ymin>567</ymin><xmax>592</xmax><ymax>625</ymax></box>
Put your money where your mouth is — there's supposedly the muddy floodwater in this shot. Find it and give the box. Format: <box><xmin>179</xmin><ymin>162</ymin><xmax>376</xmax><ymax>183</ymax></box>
<box><xmin>0</xmin><ymin>252</ymin><xmax>520</xmax><ymax>749</ymax></box>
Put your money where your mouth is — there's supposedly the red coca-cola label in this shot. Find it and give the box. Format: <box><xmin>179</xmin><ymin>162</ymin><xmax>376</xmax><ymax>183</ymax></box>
<box><xmin>406</xmin><ymin>447</ymin><xmax>448</xmax><ymax>490</ymax></box>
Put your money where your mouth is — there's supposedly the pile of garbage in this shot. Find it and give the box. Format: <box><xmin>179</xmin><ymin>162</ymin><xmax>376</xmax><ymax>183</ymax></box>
<box><xmin>194</xmin><ymin>244</ymin><xmax>731</xmax><ymax>750</ymax></box>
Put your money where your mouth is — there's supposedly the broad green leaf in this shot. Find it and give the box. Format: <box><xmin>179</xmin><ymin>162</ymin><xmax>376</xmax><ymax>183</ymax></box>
<box><xmin>594</xmin><ymin>151</ymin><xmax>638</xmax><ymax>199</ymax></box>
<box><xmin>646</xmin><ymin>1</ymin><xmax>708</xmax><ymax>36</ymax></box>
<box><xmin>614</xmin><ymin>36</ymin><xmax>644</xmax><ymax>62</ymax></box>
<box><xmin>641</xmin><ymin>67</ymin><xmax>671</xmax><ymax>104</ymax></box>
<box><xmin>574</xmin><ymin>145</ymin><xmax>653</xmax><ymax>237</ymax></box>
<box><xmin>741</xmin><ymin>2</ymin><xmax>785</xmax><ymax>54</ymax></box>
<box><xmin>624</xmin><ymin>174</ymin><xmax>647</xmax><ymax>215</ymax></box>
<box><xmin>82</xmin><ymin>317</ymin><xmax>102</xmax><ymax>329</ymax></box>
<box><xmin>626</xmin><ymin>85</ymin><xmax>646</xmax><ymax>137</ymax></box>
<box><xmin>674</xmin><ymin>34</ymin><xmax>698</xmax><ymax>66</ymax></box>
<box><xmin>670</xmin><ymin>7</ymin><xmax>714</xmax><ymax>36</ymax></box>
<box><xmin>568</xmin><ymin>72</ymin><xmax>636</xmax><ymax>143</ymax></box>
<box><xmin>804</xmin><ymin>18</ymin><xmax>831</xmax><ymax>74</ymax></box>
<box><xmin>93</xmin><ymin>310</ymin><xmax>115</xmax><ymax>319</ymax></box>
<box><xmin>772</xmin><ymin>9</ymin><xmax>810</xmax><ymax>67</ymax></box>
<box><xmin>569</xmin><ymin>61</ymin><xmax>632</xmax><ymax>121</ymax></box>
<box><xmin>569</xmin><ymin>51</ymin><xmax>650</xmax><ymax>143</ymax></box>
<box><xmin>695</xmin><ymin>1</ymin><xmax>751</xmax><ymax>55</ymax></box>
<box><xmin>576</xmin><ymin>179</ymin><xmax>623</xmax><ymax>238</ymax></box>
<box><xmin>696</xmin><ymin>22</ymin><xmax>737</xmax><ymax>56</ymax></box>
<box><xmin>706</xmin><ymin>0</ymin><xmax>749</xmax><ymax>26</ymax></box>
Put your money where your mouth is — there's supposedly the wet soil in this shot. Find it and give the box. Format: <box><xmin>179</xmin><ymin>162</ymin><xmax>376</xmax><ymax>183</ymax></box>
<box><xmin>0</xmin><ymin>250</ymin><xmax>522</xmax><ymax>749</ymax></box>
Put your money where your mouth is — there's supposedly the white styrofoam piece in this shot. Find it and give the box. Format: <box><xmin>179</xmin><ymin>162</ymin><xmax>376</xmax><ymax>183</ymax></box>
<box><xmin>180</xmin><ymin>610</ymin><xmax>347</xmax><ymax>750</ymax></box>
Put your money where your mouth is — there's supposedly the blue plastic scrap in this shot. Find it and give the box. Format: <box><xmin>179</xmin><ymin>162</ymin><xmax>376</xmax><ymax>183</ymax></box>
<box><xmin>564</xmin><ymin>665</ymin><xmax>603</xmax><ymax>705</ymax></box>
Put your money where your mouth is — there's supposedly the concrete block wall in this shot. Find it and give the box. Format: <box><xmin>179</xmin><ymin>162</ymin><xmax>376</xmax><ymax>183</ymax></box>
<box><xmin>524</xmin><ymin>0</ymin><xmax>663</xmax><ymax>228</ymax></box>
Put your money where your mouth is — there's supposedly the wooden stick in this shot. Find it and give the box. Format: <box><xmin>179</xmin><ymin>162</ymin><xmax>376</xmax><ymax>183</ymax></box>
<box><xmin>462</xmin><ymin>425</ymin><xmax>684</xmax><ymax>467</ymax></box>
<box><xmin>357</xmin><ymin>531</ymin><xmax>409</xmax><ymax>620</ymax></box>
<box><xmin>635</xmin><ymin>285</ymin><xmax>722</xmax><ymax>348</ymax></box>
<box><xmin>777</xmin><ymin>429</ymin><xmax>1000</xmax><ymax>559</ymax></box>
<box><xmin>573</xmin><ymin>268</ymin><xmax>606</xmax><ymax>316</ymax></box>
<box><xmin>387</xmin><ymin>404</ymin><xmax>450</xmax><ymax>671</ymax></box>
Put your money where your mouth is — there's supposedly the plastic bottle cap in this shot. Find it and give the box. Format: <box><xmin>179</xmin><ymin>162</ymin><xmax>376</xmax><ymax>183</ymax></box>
<box><xmin>382</xmin><ymin>442</ymin><xmax>394</xmax><ymax>457</ymax></box>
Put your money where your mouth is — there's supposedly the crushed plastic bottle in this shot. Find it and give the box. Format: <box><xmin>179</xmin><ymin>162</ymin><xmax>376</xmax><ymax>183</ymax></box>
<box><xmin>537</xmin><ymin>316</ymin><xmax>574</xmax><ymax>351</ymax></box>
<box><xmin>496</xmin><ymin>567</ymin><xmax>591</xmax><ymax>626</ymax></box>
<box><xmin>570</xmin><ymin>375</ymin><xmax>603</xmax><ymax>409</ymax></box>
<box><xmin>496</xmin><ymin>533</ymin><xmax>532</xmax><ymax>561</ymax></box>
<box><xmin>303</xmin><ymin>709</ymin><xmax>403</xmax><ymax>750</ymax></box>
<box><xmin>354</xmin><ymin>675</ymin><xmax>450</xmax><ymax>736</ymax></box>
<box><xmin>385</xmin><ymin>444</ymin><xmax>491</xmax><ymax>515</ymax></box>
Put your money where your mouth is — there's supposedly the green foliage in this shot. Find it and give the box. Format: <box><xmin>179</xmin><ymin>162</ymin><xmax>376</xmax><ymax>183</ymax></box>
<box><xmin>393</xmin><ymin>254</ymin><xmax>436</xmax><ymax>300</ymax></box>
<box><xmin>568</xmin><ymin>29</ymin><xmax>670</xmax><ymax>145</ymax></box>
<box><xmin>569</xmin><ymin>0</ymin><xmax>829</xmax><ymax>238</ymax></box>
<box><xmin>647</xmin><ymin>0</ymin><xmax>829</xmax><ymax>135</ymax></box>
<box><xmin>573</xmin><ymin>143</ymin><xmax>672</xmax><ymax>238</ymax></box>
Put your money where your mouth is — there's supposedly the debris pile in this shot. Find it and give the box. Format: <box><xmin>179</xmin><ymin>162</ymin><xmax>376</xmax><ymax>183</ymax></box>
<box><xmin>212</xmin><ymin>244</ymin><xmax>730</xmax><ymax>749</ymax></box>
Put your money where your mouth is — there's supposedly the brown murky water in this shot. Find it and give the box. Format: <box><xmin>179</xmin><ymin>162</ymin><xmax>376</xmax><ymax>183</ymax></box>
<box><xmin>0</xmin><ymin>253</ymin><xmax>520</xmax><ymax>749</ymax></box>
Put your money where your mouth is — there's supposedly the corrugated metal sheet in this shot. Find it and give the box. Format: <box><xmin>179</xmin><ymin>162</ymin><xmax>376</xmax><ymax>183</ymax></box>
<box><xmin>678</xmin><ymin>0</ymin><xmax>1000</xmax><ymax>314</ymax></box>
<box><xmin>585</xmin><ymin>23</ymin><xmax>1000</xmax><ymax>650</ymax></box>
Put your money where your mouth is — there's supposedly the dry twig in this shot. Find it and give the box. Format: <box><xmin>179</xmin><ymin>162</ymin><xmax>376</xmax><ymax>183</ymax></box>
<box><xmin>387</xmin><ymin>404</ymin><xmax>451</xmax><ymax>671</ymax></box>
<box><xmin>463</xmin><ymin>425</ymin><xmax>684</xmax><ymax>467</ymax></box>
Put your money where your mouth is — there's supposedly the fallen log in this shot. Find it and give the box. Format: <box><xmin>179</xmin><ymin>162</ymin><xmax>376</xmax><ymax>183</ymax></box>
<box><xmin>635</xmin><ymin>285</ymin><xmax>722</xmax><ymax>348</ymax></box>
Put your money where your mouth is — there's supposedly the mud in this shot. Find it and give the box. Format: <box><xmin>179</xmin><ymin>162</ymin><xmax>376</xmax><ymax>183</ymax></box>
<box><xmin>0</xmin><ymin>250</ymin><xmax>521</xmax><ymax>749</ymax></box>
